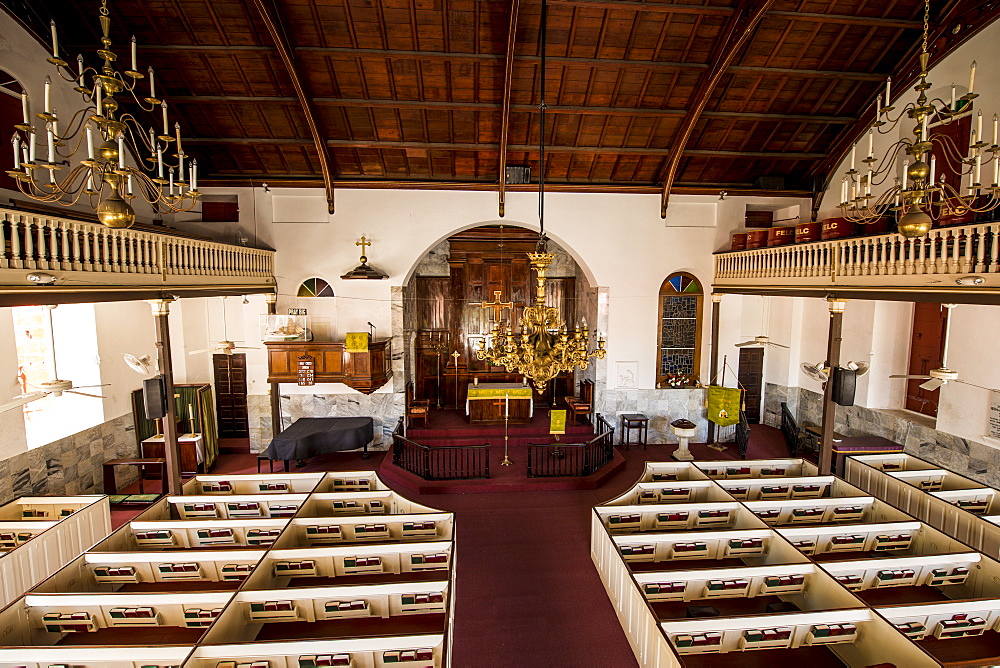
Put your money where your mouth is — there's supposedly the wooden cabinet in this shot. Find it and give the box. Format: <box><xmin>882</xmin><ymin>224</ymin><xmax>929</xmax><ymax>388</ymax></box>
<box><xmin>265</xmin><ymin>340</ymin><xmax>391</xmax><ymax>394</ymax></box>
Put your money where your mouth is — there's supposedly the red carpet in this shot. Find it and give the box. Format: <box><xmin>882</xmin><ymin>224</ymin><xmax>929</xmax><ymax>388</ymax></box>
<box><xmin>109</xmin><ymin>425</ymin><xmax>793</xmax><ymax>668</ymax></box>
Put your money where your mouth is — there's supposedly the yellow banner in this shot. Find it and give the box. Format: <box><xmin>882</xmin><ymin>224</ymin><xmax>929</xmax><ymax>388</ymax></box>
<box><xmin>707</xmin><ymin>385</ymin><xmax>742</xmax><ymax>427</ymax></box>
<box><xmin>550</xmin><ymin>409</ymin><xmax>567</xmax><ymax>435</ymax></box>
<box><xmin>345</xmin><ymin>332</ymin><xmax>369</xmax><ymax>353</ymax></box>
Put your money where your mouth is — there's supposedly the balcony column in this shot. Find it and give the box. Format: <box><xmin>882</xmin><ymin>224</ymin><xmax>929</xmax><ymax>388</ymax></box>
<box><xmin>266</xmin><ymin>292</ymin><xmax>282</xmax><ymax>438</ymax></box>
<box><xmin>820</xmin><ymin>298</ymin><xmax>846</xmax><ymax>474</ymax></box>
<box><xmin>708</xmin><ymin>293</ymin><xmax>722</xmax><ymax>445</ymax></box>
<box><xmin>148</xmin><ymin>298</ymin><xmax>183</xmax><ymax>494</ymax></box>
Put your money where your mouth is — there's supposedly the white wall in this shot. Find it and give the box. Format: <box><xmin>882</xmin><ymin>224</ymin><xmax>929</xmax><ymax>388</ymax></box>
<box><xmin>0</xmin><ymin>309</ymin><xmax>27</xmax><ymax>458</ymax></box>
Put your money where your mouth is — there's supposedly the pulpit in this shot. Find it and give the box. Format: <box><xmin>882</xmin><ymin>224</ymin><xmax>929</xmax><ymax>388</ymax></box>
<box><xmin>465</xmin><ymin>383</ymin><xmax>533</xmax><ymax>424</ymax></box>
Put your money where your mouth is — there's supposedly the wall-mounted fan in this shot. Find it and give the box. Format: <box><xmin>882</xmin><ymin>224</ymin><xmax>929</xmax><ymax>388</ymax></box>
<box><xmin>890</xmin><ymin>304</ymin><xmax>999</xmax><ymax>392</ymax></box>
<box><xmin>737</xmin><ymin>335</ymin><xmax>789</xmax><ymax>349</ymax></box>
<box><xmin>801</xmin><ymin>362</ymin><xmax>829</xmax><ymax>382</ymax></box>
<box><xmin>123</xmin><ymin>353</ymin><xmax>155</xmax><ymax>376</ymax></box>
<box><xmin>0</xmin><ymin>306</ymin><xmax>107</xmax><ymax>414</ymax></box>
<box><xmin>189</xmin><ymin>296</ymin><xmax>261</xmax><ymax>356</ymax></box>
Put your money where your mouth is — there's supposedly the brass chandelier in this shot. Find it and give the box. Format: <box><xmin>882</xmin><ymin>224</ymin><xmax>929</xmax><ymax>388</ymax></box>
<box><xmin>6</xmin><ymin>0</ymin><xmax>199</xmax><ymax>228</ymax></box>
<box><xmin>837</xmin><ymin>0</ymin><xmax>995</xmax><ymax>238</ymax></box>
<box><xmin>475</xmin><ymin>0</ymin><xmax>605</xmax><ymax>389</ymax></box>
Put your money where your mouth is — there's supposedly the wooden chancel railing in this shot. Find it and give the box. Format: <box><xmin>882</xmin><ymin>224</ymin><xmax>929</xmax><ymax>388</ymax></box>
<box><xmin>392</xmin><ymin>419</ymin><xmax>491</xmax><ymax>480</ymax></box>
<box><xmin>0</xmin><ymin>207</ymin><xmax>274</xmax><ymax>290</ymax></box>
<box><xmin>527</xmin><ymin>414</ymin><xmax>615</xmax><ymax>478</ymax></box>
<box><xmin>714</xmin><ymin>223</ymin><xmax>1000</xmax><ymax>291</ymax></box>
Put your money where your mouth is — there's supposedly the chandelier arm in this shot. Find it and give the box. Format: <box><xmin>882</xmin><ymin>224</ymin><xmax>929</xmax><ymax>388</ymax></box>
<box><xmin>932</xmin><ymin>134</ymin><xmax>973</xmax><ymax>166</ymax></box>
<box><xmin>52</xmin><ymin>107</ymin><xmax>93</xmax><ymax>144</ymax></box>
<box><xmin>867</xmin><ymin>140</ymin><xmax>910</xmax><ymax>186</ymax></box>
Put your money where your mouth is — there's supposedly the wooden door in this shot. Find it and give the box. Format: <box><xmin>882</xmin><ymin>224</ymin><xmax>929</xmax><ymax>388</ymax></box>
<box><xmin>738</xmin><ymin>347</ymin><xmax>765</xmax><ymax>423</ymax></box>
<box><xmin>905</xmin><ymin>302</ymin><xmax>948</xmax><ymax>417</ymax></box>
<box><xmin>213</xmin><ymin>353</ymin><xmax>249</xmax><ymax>438</ymax></box>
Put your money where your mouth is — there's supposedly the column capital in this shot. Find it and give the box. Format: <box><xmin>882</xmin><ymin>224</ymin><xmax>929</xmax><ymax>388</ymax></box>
<box><xmin>147</xmin><ymin>298</ymin><xmax>176</xmax><ymax>317</ymax></box>
<box><xmin>265</xmin><ymin>292</ymin><xmax>278</xmax><ymax>305</ymax></box>
<box><xmin>711</xmin><ymin>293</ymin><xmax>723</xmax><ymax>303</ymax></box>
<box><xmin>826</xmin><ymin>297</ymin><xmax>847</xmax><ymax>314</ymax></box>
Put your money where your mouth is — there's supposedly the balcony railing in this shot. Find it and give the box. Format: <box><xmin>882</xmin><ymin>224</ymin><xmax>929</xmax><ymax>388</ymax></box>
<box><xmin>714</xmin><ymin>222</ymin><xmax>999</xmax><ymax>291</ymax></box>
<box><xmin>0</xmin><ymin>207</ymin><xmax>274</xmax><ymax>291</ymax></box>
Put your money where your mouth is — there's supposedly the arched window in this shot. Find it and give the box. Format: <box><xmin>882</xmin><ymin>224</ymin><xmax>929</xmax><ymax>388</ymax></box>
<box><xmin>656</xmin><ymin>272</ymin><xmax>702</xmax><ymax>387</ymax></box>
<box><xmin>296</xmin><ymin>277</ymin><xmax>334</xmax><ymax>297</ymax></box>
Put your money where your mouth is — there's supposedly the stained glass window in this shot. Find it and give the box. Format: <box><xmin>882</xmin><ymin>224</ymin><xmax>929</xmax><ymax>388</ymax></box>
<box><xmin>657</xmin><ymin>273</ymin><xmax>702</xmax><ymax>386</ymax></box>
<box><xmin>296</xmin><ymin>277</ymin><xmax>334</xmax><ymax>298</ymax></box>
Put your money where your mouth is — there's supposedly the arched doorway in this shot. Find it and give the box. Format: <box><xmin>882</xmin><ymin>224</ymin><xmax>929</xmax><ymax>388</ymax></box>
<box><xmin>402</xmin><ymin>224</ymin><xmax>599</xmax><ymax>411</ymax></box>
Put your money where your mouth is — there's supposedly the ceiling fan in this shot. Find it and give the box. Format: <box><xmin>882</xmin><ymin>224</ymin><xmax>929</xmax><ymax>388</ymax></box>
<box><xmin>0</xmin><ymin>306</ymin><xmax>108</xmax><ymax>414</ymax></box>
<box><xmin>737</xmin><ymin>335</ymin><xmax>789</xmax><ymax>349</ymax></box>
<box><xmin>890</xmin><ymin>304</ymin><xmax>1000</xmax><ymax>392</ymax></box>
<box><xmin>189</xmin><ymin>297</ymin><xmax>261</xmax><ymax>356</ymax></box>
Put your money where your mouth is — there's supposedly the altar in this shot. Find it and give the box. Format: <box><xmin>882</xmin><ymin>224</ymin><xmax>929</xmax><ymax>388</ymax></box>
<box><xmin>465</xmin><ymin>383</ymin><xmax>534</xmax><ymax>424</ymax></box>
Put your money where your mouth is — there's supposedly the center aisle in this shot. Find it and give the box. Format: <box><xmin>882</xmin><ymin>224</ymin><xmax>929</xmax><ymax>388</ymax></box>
<box><xmin>112</xmin><ymin>428</ymin><xmax>790</xmax><ymax>667</ymax></box>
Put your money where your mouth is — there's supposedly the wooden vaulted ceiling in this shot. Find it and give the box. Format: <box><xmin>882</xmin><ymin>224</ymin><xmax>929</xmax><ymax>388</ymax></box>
<box><xmin>16</xmin><ymin>0</ymin><xmax>1000</xmax><ymax>204</ymax></box>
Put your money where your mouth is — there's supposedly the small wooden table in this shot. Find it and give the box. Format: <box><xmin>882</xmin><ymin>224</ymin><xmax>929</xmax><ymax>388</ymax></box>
<box><xmin>802</xmin><ymin>425</ymin><xmax>845</xmax><ymax>458</ymax></box>
<box><xmin>103</xmin><ymin>458</ymin><xmax>166</xmax><ymax>495</ymax></box>
<box><xmin>620</xmin><ymin>413</ymin><xmax>649</xmax><ymax>450</ymax></box>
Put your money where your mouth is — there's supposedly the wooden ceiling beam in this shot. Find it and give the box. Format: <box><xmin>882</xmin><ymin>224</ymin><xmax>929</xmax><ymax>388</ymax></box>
<box><xmin>247</xmin><ymin>0</ymin><xmax>336</xmax><ymax>213</ymax></box>
<box><xmin>168</xmin><ymin>95</ymin><xmax>854</xmax><ymax>124</ymax></box>
<box><xmin>185</xmin><ymin>136</ymin><xmax>824</xmax><ymax>159</ymax></box>
<box><xmin>659</xmin><ymin>0</ymin><xmax>779</xmax><ymax>217</ymax></box>
<box><xmin>546</xmin><ymin>0</ymin><xmax>922</xmax><ymax>29</ymax></box>
<box><xmin>133</xmin><ymin>44</ymin><xmax>887</xmax><ymax>81</ymax></box>
<box><xmin>499</xmin><ymin>0</ymin><xmax>521</xmax><ymax>218</ymax></box>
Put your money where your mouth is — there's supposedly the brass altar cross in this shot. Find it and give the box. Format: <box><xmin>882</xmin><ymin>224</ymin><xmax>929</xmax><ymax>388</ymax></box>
<box><xmin>482</xmin><ymin>290</ymin><xmax>514</xmax><ymax>321</ymax></box>
<box><xmin>356</xmin><ymin>236</ymin><xmax>372</xmax><ymax>262</ymax></box>
<box><xmin>451</xmin><ymin>350</ymin><xmax>460</xmax><ymax>365</ymax></box>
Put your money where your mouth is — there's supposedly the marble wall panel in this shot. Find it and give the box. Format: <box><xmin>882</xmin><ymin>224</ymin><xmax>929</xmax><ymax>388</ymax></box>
<box><xmin>765</xmin><ymin>383</ymin><xmax>1000</xmax><ymax>489</ymax></box>
<box><xmin>0</xmin><ymin>413</ymin><xmax>137</xmax><ymax>505</ymax></box>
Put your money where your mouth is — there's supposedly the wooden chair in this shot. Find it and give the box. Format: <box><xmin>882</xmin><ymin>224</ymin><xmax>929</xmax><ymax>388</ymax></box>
<box><xmin>406</xmin><ymin>382</ymin><xmax>431</xmax><ymax>429</ymax></box>
<box><xmin>566</xmin><ymin>379</ymin><xmax>594</xmax><ymax>425</ymax></box>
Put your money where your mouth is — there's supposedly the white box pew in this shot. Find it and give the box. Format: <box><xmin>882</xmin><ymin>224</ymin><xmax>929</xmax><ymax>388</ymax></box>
<box><xmin>0</xmin><ymin>495</ymin><xmax>110</xmax><ymax>611</ymax></box>
<box><xmin>640</xmin><ymin>462</ymin><xmax>710</xmax><ymax>483</ymax></box>
<box><xmin>168</xmin><ymin>495</ymin><xmax>309</xmax><ymax>520</ymax></box>
<box><xmin>931</xmin><ymin>488</ymin><xmax>1000</xmax><ymax>516</ymax></box>
<box><xmin>0</xmin><ymin>521</ymin><xmax>57</xmax><ymax>550</ymax></box>
<box><xmin>742</xmin><ymin>497</ymin><xmax>911</xmax><ymax>527</ymax></box>
<box><xmin>778</xmin><ymin>521</ymin><xmax>927</xmax><ymax>557</ymax></box>
<box><xmin>848</xmin><ymin>453</ymin><xmax>1000</xmax><ymax>559</ymax></box>
<box><xmin>79</xmin><ymin>551</ymin><xmax>266</xmax><ymax>588</ymax></box>
<box><xmin>876</xmin><ymin>598</ymin><xmax>1000</xmax><ymax>642</ymax></box>
<box><xmin>280</xmin><ymin>514</ymin><xmax>453</xmax><ymax>549</ymax></box>
<box><xmin>256</xmin><ymin>543</ymin><xmax>452</xmax><ymax>586</ymax></box>
<box><xmin>716</xmin><ymin>476</ymin><xmax>848</xmax><ymax>502</ymax></box>
<box><xmin>662</xmin><ymin>608</ymin><xmax>938</xmax><ymax>665</ymax></box>
<box><xmin>635</xmin><ymin>563</ymin><xmax>816</xmax><ymax>603</ymax></box>
<box><xmin>613</xmin><ymin>529</ymin><xmax>795</xmax><ymax>565</ymax></box>
<box><xmin>300</xmin><ymin>493</ymin><xmax>442</xmax><ymax>518</ymax></box>
<box><xmin>820</xmin><ymin>553</ymin><xmax>983</xmax><ymax>593</ymax></box>
<box><xmin>604</xmin><ymin>480</ymin><xmax>734</xmax><ymax>507</ymax></box>
<box><xmin>0</xmin><ymin>645</ymin><xmax>194</xmax><ymax>667</ymax></box>
<box><xmin>597</xmin><ymin>503</ymin><xmax>763</xmax><ymax>534</ymax></box>
<box><xmin>184</xmin><ymin>473</ymin><xmax>326</xmax><ymax>496</ymax></box>
<box><xmin>22</xmin><ymin>591</ymin><xmax>233</xmax><ymax>638</ymax></box>
<box><xmin>888</xmin><ymin>469</ymin><xmax>981</xmax><ymax>494</ymax></box>
<box><xmin>315</xmin><ymin>472</ymin><xmax>391</xmax><ymax>493</ymax></box>
<box><xmin>203</xmin><ymin>582</ymin><xmax>450</xmax><ymax>642</ymax></box>
<box><xmin>187</xmin><ymin>635</ymin><xmax>445</xmax><ymax>668</ymax></box>
<box><xmin>120</xmin><ymin>520</ymin><xmax>291</xmax><ymax>549</ymax></box>
<box><xmin>694</xmin><ymin>459</ymin><xmax>819</xmax><ymax>480</ymax></box>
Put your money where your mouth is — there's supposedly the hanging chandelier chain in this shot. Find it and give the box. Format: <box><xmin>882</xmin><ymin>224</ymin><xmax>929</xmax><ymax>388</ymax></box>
<box><xmin>922</xmin><ymin>0</ymin><xmax>929</xmax><ymax>56</ymax></box>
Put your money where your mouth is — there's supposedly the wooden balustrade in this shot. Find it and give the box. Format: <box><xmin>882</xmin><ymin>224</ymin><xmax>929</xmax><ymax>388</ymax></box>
<box><xmin>527</xmin><ymin>414</ymin><xmax>615</xmax><ymax>478</ymax></box>
<box><xmin>714</xmin><ymin>223</ymin><xmax>999</xmax><ymax>292</ymax></box>
<box><xmin>392</xmin><ymin>421</ymin><xmax>491</xmax><ymax>480</ymax></box>
<box><xmin>0</xmin><ymin>207</ymin><xmax>274</xmax><ymax>290</ymax></box>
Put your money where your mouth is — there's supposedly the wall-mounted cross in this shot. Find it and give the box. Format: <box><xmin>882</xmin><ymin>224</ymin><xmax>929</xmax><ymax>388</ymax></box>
<box><xmin>482</xmin><ymin>290</ymin><xmax>514</xmax><ymax>321</ymax></box>
<box><xmin>356</xmin><ymin>236</ymin><xmax>372</xmax><ymax>261</ymax></box>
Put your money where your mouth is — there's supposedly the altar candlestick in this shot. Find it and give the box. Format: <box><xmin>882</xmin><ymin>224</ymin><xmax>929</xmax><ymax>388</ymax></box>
<box><xmin>505</xmin><ymin>393</ymin><xmax>509</xmax><ymax>418</ymax></box>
